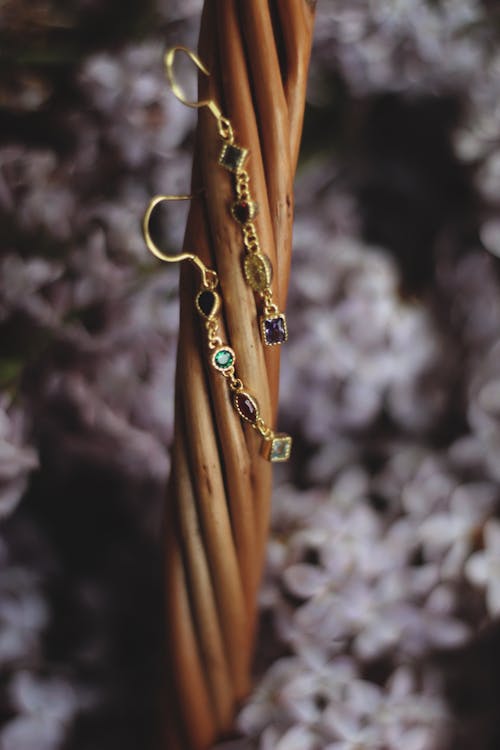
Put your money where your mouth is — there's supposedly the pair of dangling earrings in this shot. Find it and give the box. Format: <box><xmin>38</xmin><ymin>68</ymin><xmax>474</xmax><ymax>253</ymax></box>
<box><xmin>142</xmin><ymin>46</ymin><xmax>291</xmax><ymax>463</ymax></box>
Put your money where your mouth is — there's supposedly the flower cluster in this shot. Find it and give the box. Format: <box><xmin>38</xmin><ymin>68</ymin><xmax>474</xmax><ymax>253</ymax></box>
<box><xmin>3</xmin><ymin>1</ymin><xmax>500</xmax><ymax>749</ymax></box>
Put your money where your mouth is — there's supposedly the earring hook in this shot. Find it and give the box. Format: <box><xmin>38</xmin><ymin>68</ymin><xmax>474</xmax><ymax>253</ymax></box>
<box><xmin>142</xmin><ymin>194</ymin><xmax>217</xmax><ymax>289</ymax></box>
<box><xmin>164</xmin><ymin>46</ymin><xmax>234</xmax><ymax>143</ymax></box>
<box><xmin>164</xmin><ymin>46</ymin><xmax>222</xmax><ymax>121</ymax></box>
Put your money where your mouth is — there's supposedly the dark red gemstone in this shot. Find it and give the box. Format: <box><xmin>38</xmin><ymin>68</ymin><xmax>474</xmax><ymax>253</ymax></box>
<box><xmin>231</xmin><ymin>200</ymin><xmax>257</xmax><ymax>224</ymax></box>
<box><xmin>197</xmin><ymin>290</ymin><xmax>216</xmax><ymax>317</ymax></box>
<box><xmin>235</xmin><ymin>392</ymin><xmax>258</xmax><ymax>423</ymax></box>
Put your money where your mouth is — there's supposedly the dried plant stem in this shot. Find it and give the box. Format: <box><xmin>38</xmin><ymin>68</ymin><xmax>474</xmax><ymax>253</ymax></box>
<box><xmin>163</xmin><ymin>2</ymin><xmax>315</xmax><ymax>747</ymax></box>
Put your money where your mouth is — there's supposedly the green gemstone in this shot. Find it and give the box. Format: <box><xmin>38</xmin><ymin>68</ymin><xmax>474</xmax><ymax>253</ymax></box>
<box><xmin>214</xmin><ymin>348</ymin><xmax>234</xmax><ymax>370</ymax></box>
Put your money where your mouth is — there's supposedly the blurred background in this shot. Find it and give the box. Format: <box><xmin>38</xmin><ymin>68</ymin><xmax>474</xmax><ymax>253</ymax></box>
<box><xmin>2</xmin><ymin>1</ymin><xmax>500</xmax><ymax>748</ymax></box>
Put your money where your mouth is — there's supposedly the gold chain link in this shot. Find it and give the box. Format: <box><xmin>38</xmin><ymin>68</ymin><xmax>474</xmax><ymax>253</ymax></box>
<box><xmin>255</xmin><ymin>417</ymin><xmax>274</xmax><ymax>440</ymax></box>
<box><xmin>227</xmin><ymin>375</ymin><xmax>244</xmax><ymax>392</ymax></box>
<box><xmin>204</xmin><ymin>269</ymin><xmax>219</xmax><ymax>290</ymax></box>
<box><xmin>205</xmin><ymin>319</ymin><xmax>222</xmax><ymax>350</ymax></box>
<box><xmin>242</xmin><ymin>223</ymin><xmax>260</xmax><ymax>253</ymax></box>
<box><xmin>201</xmin><ymin>312</ymin><xmax>276</xmax><ymax>439</ymax></box>
<box><xmin>218</xmin><ymin>116</ymin><xmax>234</xmax><ymax>144</ymax></box>
<box><xmin>235</xmin><ymin>171</ymin><xmax>251</xmax><ymax>201</ymax></box>
<box><xmin>263</xmin><ymin>289</ymin><xmax>278</xmax><ymax>316</ymax></box>
<box><xmin>230</xmin><ymin>161</ymin><xmax>280</xmax><ymax>315</ymax></box>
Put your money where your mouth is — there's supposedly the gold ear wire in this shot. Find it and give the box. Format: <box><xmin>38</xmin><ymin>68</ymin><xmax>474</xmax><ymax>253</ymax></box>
<box><xmin>142</xmin><ymin>194</ymin><xmax>217</xmax><ymax>289</ymax></box>
<box><xmin>164</xmin><ymin>46</ymin><xmax>222</xmax><ymax>121</ymax></box>
<box><xmin>164</xmin><ymin>46</ymin><xmax>234</xmax><ymax>143</ymax></box>
<box><xmin>143</xmin><ymin>194</ymin><xmax>195</xmax><ymax>265</ymax></box>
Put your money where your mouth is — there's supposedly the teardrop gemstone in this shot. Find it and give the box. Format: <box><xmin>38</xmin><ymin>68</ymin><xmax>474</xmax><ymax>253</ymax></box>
<box><xmin>196</xmin><ymin>289</ymin><xmax>219</xmax><ymax>319</ymax></box>
<box><xmin>234</xmin><ymin>392</ymin><xmax>259</xmax><ymax>424</ymax></box>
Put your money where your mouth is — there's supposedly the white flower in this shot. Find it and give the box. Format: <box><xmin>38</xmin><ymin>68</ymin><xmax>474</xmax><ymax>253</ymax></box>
<box><xmin>262</xmin><ymin>724</ymin><xmax>318</xmax><ymax>750</ymax></box>
<box><xmin>418</xmin><ymin>482</ymin><xmax>497</xmax><ymax>576</ymax></box>
<box><xmin>79</xmin><ymin>41</ymin><xmax>193</xmax><ymax>168</ymax></box>
<box><xmin>0</xmin><ymin>253</ymin><xmax>63</xmax><ymax>326</ymax></box>
<box><xmin>1</xmin><ymin>672</ymin><xmax>81</xmax><ymax>750</ymax></box>
<box><xmin>238</xmin><ymin>652</ymin><xmax>449</xmax><ymax>749</ymax></box>
<box><xmin>0</xmin><ymin>402</ymin><xmax>38</xmax><ymax>520</ymax></box>
<box><xmin>401</xmin><ymin>456</ymin><xmax>456</xmax><ymax>520</ymax></box>
<box><xmin>283</xmin><ymin>220</ymin><xmax>445</xmax><ymax>451</ymax></box>
<box><xmin>9</xmin><ymin>671</ymin><xmax>79</xmax><ymax>722</ymax></box>
<box><xmin>0</xmin><ymin>568</ymin><xmax>49</xmax><ymax>665</ymax></box>
<box><xmin>0</xmin><ymin>715</ymin><xmax>67</xmax><ymax>750</ymax></box>
<box><xmin>238</xmin><ymin>656</ymin><xmax>358</xmax><ymax>738</ymax></box>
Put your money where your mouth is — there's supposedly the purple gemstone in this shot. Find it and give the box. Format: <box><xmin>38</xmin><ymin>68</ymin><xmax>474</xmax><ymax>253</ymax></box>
<box><xmin>264</xmin><ymin>314</ymin><xmax>287</xmax><ymax>345</ymax></box>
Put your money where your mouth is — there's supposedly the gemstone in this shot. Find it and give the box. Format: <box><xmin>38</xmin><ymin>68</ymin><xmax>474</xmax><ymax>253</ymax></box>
<box><xmin>231</xmin><ymin>200</ymin><xmax>258</xmax><ymax>224</ymax></box>
<box><xmin>196</xmin><ymin>289</ymin><xmax>219</xmax><ymax>319</ymax></box>
<box><xmin>212</xmin><ymin>347</ymin><xmax>235</xmax><ymax>371</ymax></box>
<box><xmin>262</xmin><ymin>313</ymin><xmax>288</xmax><ymax>345</ymax></box>
<box><xmin>243</xmin><ymin>253</ymin><xmax>272</xmax><ymax>293</ymax></box>
<box><xmin>219</xmin><ymin>143</ymin><xmax>248</xmax><ymax>173</ymax></box>
<box><xmin>234</xmin><ymin>391</ymin><xmax>259</xmax><ymax>423</ymax></box>
<box><xmin>261</xmin><ymin>433</ymin><xmax>292</xmax><ymax>463</ymax></box>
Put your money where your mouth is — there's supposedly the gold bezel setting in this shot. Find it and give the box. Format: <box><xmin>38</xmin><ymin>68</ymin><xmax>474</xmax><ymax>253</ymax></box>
<box><xmin>212</xmin><ymin>346</ymin><xmax>235</xmax><ymax>372</ymax></box>
<box><xmin>262</xmin><ymin>434</ymin><xmax>293</xmax><ymax>462</ymax></box>
<box><xmin>219</xmin><ymin>143</ymin><xmax>248</xmax><ymax>173</ymax></box>
<box><xmin>231</xmin><ymin>200</ymin><xmax>258</xmax><ymax>224</ymax></box>
<box><xmin>233</xmin><ymin>391</ymin><xmax>259</xmax><ymax>424</ymax></box>
<box><xmin>261</xmin><ymin>312</ymin><xmax>288</xmax><ymax>346</ymax></box>
<box><xmin>243</xmin><ymin>253</ymin><xmax>272</xmax><ymax>293</ymax></box>
<box><xmin>195</xmin><ymin>289</ymin><xmax>220</xmax><ymax>319</ymax></box>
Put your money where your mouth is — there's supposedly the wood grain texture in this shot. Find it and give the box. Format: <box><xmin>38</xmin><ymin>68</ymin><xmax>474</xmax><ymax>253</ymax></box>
<box><xmin>162</xmin><ymin>2</ymin><xmax>315</xmax><ymax>747</ymax></box>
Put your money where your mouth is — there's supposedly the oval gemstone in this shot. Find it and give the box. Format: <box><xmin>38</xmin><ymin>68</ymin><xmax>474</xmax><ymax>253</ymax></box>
<box><xmin>231</xmin><ymin>200</ymin><xmax>258</xmax><ymax>224</ymax></box>
<box><xmin>196</xmin><ymin>290</ymin><xmax>218</xmax><ymax>318</ymax></box>
<box><xmin>234</xmin><ymin>392</ymin><xmax>259</xmax><ymax>423</ymax></box>
<box><xmin>243</xmin><ymin>253</ymin><xmax>272</xmax><ymax>293</ymax></box>
<box><xmin>213</xmin><ymin>347</ymin><xmax>235</xmax><ymax>371</ymax></box>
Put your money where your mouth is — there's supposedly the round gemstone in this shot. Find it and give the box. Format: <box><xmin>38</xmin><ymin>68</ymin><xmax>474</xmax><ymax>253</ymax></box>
<box><xmin>231</xmin><ymin>200</ymin><xmax>258</xmax><ymax>224</ymax></box>
<box><xmin>196</xmin><ymin>290</ymin><xmax>219</xmax><ymax>319</ymax></box>
<box><xmin>234</xmin><ymin>392</ymin><xmax>259</xmax><ymax>423</ymax></box>
<box><xmin>213</xmin><ymin>347</ymin><xmax>235</xmax><ymax>371</ymax></box>
<box><xmin>243</xmin><ymin>253</ymin><xmax>272</xmax><ymax>293</ymax></box>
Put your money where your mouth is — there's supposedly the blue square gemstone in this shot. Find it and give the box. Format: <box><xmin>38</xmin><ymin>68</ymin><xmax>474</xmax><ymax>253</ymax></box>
<box><xmin>263</xmin><ymin>314</ymin><xmax>288</xmax><ymax>345</ymax></box>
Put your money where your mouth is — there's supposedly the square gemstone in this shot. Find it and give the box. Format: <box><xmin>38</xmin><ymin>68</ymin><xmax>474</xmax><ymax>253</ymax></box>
<box><xmin>219</xmin><ymin>143</ymin><xmax>248</xmax><ymax>173</ymax></box>
<box><xmin>262</xmin><ymin>434</ymin><xmax>292</xmax><ymax>463</ymax></box>
<box><xmin>262</xmin><ymin>313</ymin><xmax>288</xmax><ymax>345</ymax></box>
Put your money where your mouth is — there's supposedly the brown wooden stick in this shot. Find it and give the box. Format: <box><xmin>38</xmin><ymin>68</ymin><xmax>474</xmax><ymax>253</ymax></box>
<box><xmin>162</xmin><ymin>2</ymin><xmax>315</xmax><ymax>747</ymax></box>
<box><xmin>173</xmin><ymin>414</ymin><xmax>234</xmax><ymax>730</ymax></box>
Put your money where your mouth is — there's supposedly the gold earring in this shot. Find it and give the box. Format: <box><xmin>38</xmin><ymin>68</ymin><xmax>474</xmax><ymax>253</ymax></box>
<box><xmin>164</xmin><ymin>46</ymin><xmax>288</xmax><ymax>347</ymax></box>
<box><xmin>142</xmin><ymin>194</ymin><xmax>292</xmax><ymax>462</ymax></box>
